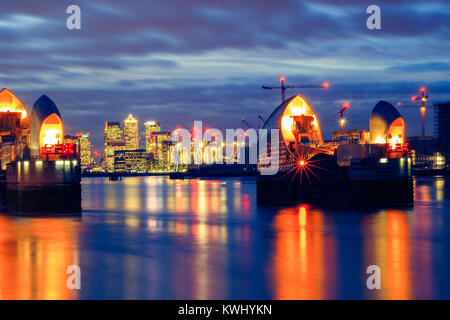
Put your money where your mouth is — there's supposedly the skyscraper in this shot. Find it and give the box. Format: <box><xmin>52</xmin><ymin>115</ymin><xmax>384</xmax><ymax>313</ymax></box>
<box><xmin>79</xmin><ymin>133</ymin><xmax>91</xmax><ymax>168</ymax></box>
<box><xmin>104</xmin><ymin>122</ymin><xmax>122</xmax><ymax>147</ymax></box>
<box><xmin>105</xmin><ymin>140</ymin><xmax>126</xmax><ymax>171</ymax></box>
<box><xmin>114</xmin><ymin>149</ymin><xmax>149</xmax><ymax>173</ymax></box>
<box><xmin>124</xmin><ymin>114</ymin><xmax>139</xmax><ymax>150</ymax></box>
<box><xmin>436</xmin><ymin>102</ymin><xmax>450</xmax><ymax>165</ymax></box>
<box><xmin>145</xmin><ymin>121</ymin><xmax>160</xmax><ymax>153</ymax></box>
<box><xmin>104</xmin><ymin>121</ymin><xmax>123</xmax><ymax>171</ymax></box>
<box><xmin>148</xmin><ymin>131</ymin><xmax>171</xmax><ymax>171</ymax></box>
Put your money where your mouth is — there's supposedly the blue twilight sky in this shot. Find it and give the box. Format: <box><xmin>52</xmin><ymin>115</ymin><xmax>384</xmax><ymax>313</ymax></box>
<box><xmin>1</xmin><ymin>0</ymin><xmax>449</xmax><ymax>151</ymax></box>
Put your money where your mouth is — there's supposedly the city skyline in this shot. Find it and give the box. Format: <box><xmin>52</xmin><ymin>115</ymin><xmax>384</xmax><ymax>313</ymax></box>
<box><xmin>0</xmin><ymin>1</ymin><xmax>450</xmax><ymax>303</ymax></box>
<box><xmin>1</xmin><ymin>0</ymin><xmax>449</xmax><ymax>149</ymax></box>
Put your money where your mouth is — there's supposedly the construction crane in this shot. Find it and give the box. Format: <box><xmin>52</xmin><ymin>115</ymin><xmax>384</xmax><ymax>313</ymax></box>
<box><xmin>241</xmin><ymin>118</ymin><xmax>253</xmax><ymax>129</ymax></box>
<box><xmin>412</xmin><ymin>87</ymin><xmax>429</xmax><ymax>137</ymax></box>
<box><xmin>338</xmin><ymin>102</ymin><xmax>349</xmax><ymax>131</ymax></box>
<box><xmin>398</xmin><ymin>87</ymin><xmax>432</xmax><ymax>137</ymax></box>
<box><xmin>258</xmin><ymin>115</ymin><xmax>265</xmax><ymax>128</ymax></box>
<box><xmin>262</xmin><ymin>77</ymin><xmax>329</xmax><ymax>103</ymax></box>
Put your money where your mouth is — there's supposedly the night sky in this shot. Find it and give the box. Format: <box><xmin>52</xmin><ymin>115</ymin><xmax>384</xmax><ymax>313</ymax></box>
<box><xmin>2</xmin><ymin>0</ymin><xmax>449</xmax><ymax>151</ymax></box>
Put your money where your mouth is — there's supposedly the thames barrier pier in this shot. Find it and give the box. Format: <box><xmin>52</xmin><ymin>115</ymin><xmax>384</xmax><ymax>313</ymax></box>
<box><xmin>257</xmin><ymin>96</ymin><xmax>414</xmax><ymax>207</ymax></box>
<box><xmin>0</xmin><ymin>89</ymin><xmax>81</xmax><ymax>215</ymax></box>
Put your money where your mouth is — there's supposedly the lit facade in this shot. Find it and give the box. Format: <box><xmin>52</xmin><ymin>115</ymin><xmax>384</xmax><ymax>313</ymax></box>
<box><xmin>105</xmin><ymin>140</ymin><xmax>125</xmax><ymax>171</ymax></box>
<box><xmin>79</xmin><ymin>133</ymin><xmax>91</xmax><ymax>168</ymax></box>
<box><xmin>145</xmin><ymin>121</ymin><xmax>160</xmax><ymax>153</ymax></box>
<box><xmin>114</xmin><ymin>149</ymin><xmax>149</xmax><ymax>173</ymax></box>
<box><xmin>370</xmin><ymin>101</ymin><xmax>405</xmax><ymax>146</ymax></box>
<box><xmin>104</xmin><ymin>122</ymin><xmax>122</xmax><ymax>148</ymax></box>
<box><xmin>104</xmin><ymin>122</ymin><xmax>123</xmax><ymax>171</ymax></box>
<box><xmin>64</xmin><ymin>135</ymin><xmax>78</xmax><ymax>144</ymax></box>
<box><xmin>39</xmin><ymin>113</ymin><xmax>64</xmax><ymax>150</ymax></box>
<box><xmin>148</xmin><ymin>131</ymin><xmax>172</xmax><ymax>171</ymax></box>
<box><xmin>30</xmin><ymin>95</ymin><xmax>73</xmax><ymax>161</ymax></box>
<box><xmin>124</xmin><ymin>114</ymin><xmax>139</xmax><ymax>150</ymax></box>
<box><xmin>0</xmin><ymin>89</ymin><xmax>31</xmax><ymax>169</ymax></box>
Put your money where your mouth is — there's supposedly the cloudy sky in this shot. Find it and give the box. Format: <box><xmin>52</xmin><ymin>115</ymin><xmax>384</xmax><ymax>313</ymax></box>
<box><xmin>2</xmin><ymin>0</ymin><xmax>450</xmax><ymax>151</ymax></box>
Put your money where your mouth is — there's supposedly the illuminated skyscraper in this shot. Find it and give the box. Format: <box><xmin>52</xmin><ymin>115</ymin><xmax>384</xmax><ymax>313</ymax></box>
<box><xmin>124</xmin><ymin>114</ymin><xmax>139</xmax><ymax>150</ymax></box>
<box><xmin>79</xmin><ymin>133</ymin><xmax>91</xmax><ymax>168</ymax></box>
<box><xmin>105</xmin><ymin>140</ymin><xmax>126</xmax><ymax>171</ymax></box>
<box><xmin>104</xmin><ymin>122</ymin><xmax>122</xmax><ymax>147</ymax></box>
<box><xmin>104</xmin><ymin>122</ymin><xmax>123</xmax><ymax>171</ymax></box>
<box><xmin>114</xmin><ymin>149</ymin><xmax>149</xmax><ymax>173</ymax></box>
<box><xmin>148</xmin><ymin>131</ymin><xmax>172</xmax><ymax>171</ymax></box>
<box><xmin>145</xmin><ymin>121</ymin><xmax>160</xmax><ymax>153</ymax></box>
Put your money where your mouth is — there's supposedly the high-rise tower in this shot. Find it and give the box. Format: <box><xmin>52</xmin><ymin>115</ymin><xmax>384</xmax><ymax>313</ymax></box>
<box><xmin>104</xmin><ymin>121</ymin><xmax>123</xmax><ymax>171</ymax></box>
<box><xmin>79</xmin><ymin>133</ymin><xmax>91</xmax><ymax>168</ymax></box>
<box><xmin>145</xmin><ymin>121</ymin><xmax>160</xmax><ymax>153</ymax></box>
<box><xmin>124</xmin><ymin>114</ymin><xmax>139</xmax><ymax>150</ymax></box>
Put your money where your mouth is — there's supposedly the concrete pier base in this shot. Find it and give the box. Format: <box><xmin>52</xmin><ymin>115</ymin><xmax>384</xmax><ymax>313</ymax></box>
<box><xmin>3</xmin><ymin>160</ymin><xmax>82</xmax><ymax>215</ymax></box>
<box><xmin>5</xmin><ymin>184</ymin><xmax>81</xmax><ymax>215</ymax></box>
<box><xmin>257</xmin><ymin>155</ymin><xmax>414</xmax><ymax>208</ymax></box>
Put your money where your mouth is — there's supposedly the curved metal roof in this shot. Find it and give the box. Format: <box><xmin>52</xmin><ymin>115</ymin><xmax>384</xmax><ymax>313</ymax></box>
<box><xmin>31</xmin><ymin>95</ymin><xmax>61</xmax><ymax>124</ymax></box>
<box><xmin>263</xmin><ymin>95</ymin><xmax>297</xmax><ymax>131</ymax></box>
<box><xmin>30</xmin><ymin>95</ymin><xmax>62</xmax><ymax>155</ymax></box>
<box><xmin>371</xmin><ymin>100</ymin><xmax>402</xmax><ymax>125</ymax></box>
<box><xmin>370</xmin><ymin>100</ymin><xmax>404</xmax><ymax>142</ymax></box>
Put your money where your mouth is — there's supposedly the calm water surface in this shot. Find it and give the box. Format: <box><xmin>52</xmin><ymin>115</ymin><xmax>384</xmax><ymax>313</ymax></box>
<box><xmin>0</xmin><ymin>176</ymin><xmax>449</xmax><ymax>299</ymax></box>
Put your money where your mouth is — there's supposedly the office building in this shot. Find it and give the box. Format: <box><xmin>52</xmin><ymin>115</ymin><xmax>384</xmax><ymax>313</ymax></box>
<box><xmin>124</xmin><ymin>114</ymin><xmax>139</xmax><ymax>150</ymax></box>
<box><xmin>145</xmin><ymin>121</ymin><xmax>160</xmax><ymax>153</ymax></box>
<box><xmin>114</xmin><ymin>149</ymin><xmax>149</xmax><ymax>173</ymax></box>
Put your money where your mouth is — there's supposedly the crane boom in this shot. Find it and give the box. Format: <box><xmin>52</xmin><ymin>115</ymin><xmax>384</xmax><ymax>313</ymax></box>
<box><xmin>399</xmin><ymin>87</ymin><xmax>430</xmax><ymax>137</ymax></box>
<box><xmin>262</xmin><ymin>77</ymin><xmax>329</xmax><ymax>103</ymax></box>
<box><xmin>241</xmin><ymin>118</ymin><xmax>253</xmax><ymax>129</ymax></box>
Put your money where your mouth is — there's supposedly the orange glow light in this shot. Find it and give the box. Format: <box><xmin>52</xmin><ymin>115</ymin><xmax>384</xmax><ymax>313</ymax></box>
<box><xmin>389</xmin><ymin>136</ymin><xmax>402</xmax><ymax>150</ymax></box>
<box><xmin>282</xmin><ymin>116</ymin><xmax>294</xmax><ymax>131</ymax></box>
<box><xmin>39</xmin><ymin>113</ymin><xmax>64</xmax><ymax>154</ymax></box>
<box><xmin>298</xmin><ymin>206</ymin><xmax>307</xmax><ymax>227</ymax></box>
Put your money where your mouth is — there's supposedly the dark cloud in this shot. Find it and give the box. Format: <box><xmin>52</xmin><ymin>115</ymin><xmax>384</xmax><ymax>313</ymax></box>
<box><xmin>388</xmin><ymin>62</ymin><xmax>450</xmax><ymax>72</ymax></box>
<box><xmin>0</xmin><ymin>0</ymin><xmax>449</xmax><ymax>151</ymax></box>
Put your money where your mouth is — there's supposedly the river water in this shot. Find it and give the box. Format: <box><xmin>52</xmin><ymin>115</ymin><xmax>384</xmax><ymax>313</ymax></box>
<box><xmin>0</xmin><ymin>176</ymin><xmax>449</xmax><ymax>299</ymax></box>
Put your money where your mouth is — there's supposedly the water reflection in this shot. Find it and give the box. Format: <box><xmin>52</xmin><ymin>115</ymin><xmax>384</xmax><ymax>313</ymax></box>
<box><xmin>0</xmin><ymin>176</ymin><xmax>449</xmax><ymax>299</ymax></box>
<box><xmin>270</xmin><ymin>176</ymin><xmax>450</xmax><ymax>299</ymax></box>
<box><xmin>0</xmin><ymin>217</ymin><xmax>79</xmax><ymax>299</ymax></box>
<box><xmin>272</xmin><ymin>205</ymin><xmax>337</xmax><ymax>299</ymax></box>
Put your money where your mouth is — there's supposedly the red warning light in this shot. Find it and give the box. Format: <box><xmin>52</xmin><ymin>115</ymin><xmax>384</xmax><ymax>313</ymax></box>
<box><xmin>322</xmin><ymin>82</ymin><xmax>330</xmax><ymax>89</ymax></box>
<box><xmin>62</xmin><ymin>143</ymin><xmax>75</xmax><ymax>155</ymax></box>
<box><xmin>420</xmin><ymin>87</ymin><xmax>426</xmax><ymax>93</ymax></box>
<box><xmin>411</xmin><ymin>96</ymin><xmax>418</xmax><ymax>101</ymax></box>
<box><xmin>43</xmin><ymin>144</ymin><xmax>55</xmax><ymax>154</ymax></box>
<box><xmin>280</xmin><ymin>77</ymin><xmax>286</xmax><ymax>83</ymax></box>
